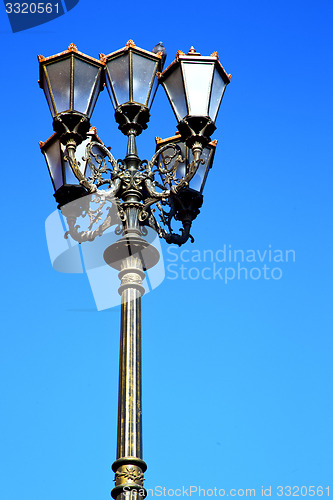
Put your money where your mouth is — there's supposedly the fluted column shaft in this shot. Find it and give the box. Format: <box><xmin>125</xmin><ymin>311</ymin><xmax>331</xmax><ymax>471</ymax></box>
<box><xmin>111</xmin><ymin>255</ymin><xmax>147</xmax><ymax>500</ymax></box>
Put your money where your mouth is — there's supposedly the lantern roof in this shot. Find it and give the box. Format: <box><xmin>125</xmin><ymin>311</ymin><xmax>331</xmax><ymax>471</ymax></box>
<box><xmin>155</xmin><ymin>133</ymin><xmax>218</xmax><ymax>148</ymax></box>
<box><xmin>38</xmin><ymin>44</ymin><xmax>104</xmax><ymax>91</ymax></box>
<box><xmin>39</xmin><ymin>127</ymin><xmax>103</xmax><ymax>151</ymax></box>
<box><xmin>38</xmin><ymin>43</ymin><xmax>103</xmax><ymax>65</ymax></box>
<box><xmin>158</xmin><ymin>46</ymin><xmax>231</xmax><ymax>85</ymax></box>
<box><xmin>100</xmin><ymin>40</ymin><xmax>162</xmax><ymax>63</ymax></box>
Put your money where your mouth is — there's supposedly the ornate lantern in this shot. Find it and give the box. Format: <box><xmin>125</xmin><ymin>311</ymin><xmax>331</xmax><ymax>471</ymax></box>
<box><xmin>39</xmin><ymin>44</ymin><xmax>104</xmax><ymax>144</ymax></box>
<box><xmin>158</xmin><ymin>47</ymin><xmax>230</xmax><ymax>147</ymax></box>
<box><xmin>101</xmin><ymin>40</ymin><xmax>162</xmax><ymax>135</ymax></box>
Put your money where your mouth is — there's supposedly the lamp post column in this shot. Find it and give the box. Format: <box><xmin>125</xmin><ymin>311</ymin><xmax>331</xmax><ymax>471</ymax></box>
<box><xmin>111</xmin><ymin>253</ymin><xmax>147</xmax><ymax>500</ymax></box>
<box><xmin>106</xmin><ymin>133</ymin><xmax>159</xmax><ymax>500</ymax></box>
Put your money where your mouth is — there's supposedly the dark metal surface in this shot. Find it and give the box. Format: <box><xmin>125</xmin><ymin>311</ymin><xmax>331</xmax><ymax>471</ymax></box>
<box><xmin>114</xmin><ymin>103</ymin><xmax>150</xmax><ymax>136</ymax></box>
<box><xmin>56</xmin><ymin>132</ymin><xmax>206</xmax><ymax>245</ymax></box>
<box><xmin>111</xmin><ymin>255</ymin><xmax>147</xmax><ymax>500</ymax></box>
<box><xmin>177</xmin><ymin>115</ymin><xmax>216</xmax><ymax>148</ymax></box>
<box><xmin>53</xmin><ymin>111</ymin><xmax>91</xmax><ymax>145</ymax></box>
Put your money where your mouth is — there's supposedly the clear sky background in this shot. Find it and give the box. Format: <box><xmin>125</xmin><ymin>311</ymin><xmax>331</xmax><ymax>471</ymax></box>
<box><xmin>0</xmin><ymin>1</ymin><xmax>333</xmax><ymax>499</ymax></box>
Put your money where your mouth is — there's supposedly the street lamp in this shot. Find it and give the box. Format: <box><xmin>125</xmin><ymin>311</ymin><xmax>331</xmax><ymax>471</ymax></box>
<box><xmin>39</xmin><ymin>40</ymin><xmax>230</xmax><ymax>499</ymax></box>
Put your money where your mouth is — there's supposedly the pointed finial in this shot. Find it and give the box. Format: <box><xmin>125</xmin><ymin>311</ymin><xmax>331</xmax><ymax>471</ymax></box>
<box><xmin>38</xmin><ymin>55</ymin><xmax>45</xmax><ymax>62</ymax></box>
<box><xmin>176</xmin><ymin>50</ymin><xmax>185</xmax><ymax>60</ymax></box>
<box><xmin>187</xmin><ymin>47</ymin><xmax>201</xmax><ymax>56</ymax></box>
<box><xmin>126</xmin><ymin>40</ymin><xmax>136</xmax><ymax>48</ymax></box>
<box><xmin>68</xmin><ymin>43</ymin><xmax>78</xmax><ymax>52</ymax></box>
<box><xmin>211</xmin><ymin>51</ymin><xmax>219</xmax><ymax>59</ymax></box>
<box><xmin>99</xmin><ymin>53</ymin><xmax>106</xmax><ymax>63</ymax></box>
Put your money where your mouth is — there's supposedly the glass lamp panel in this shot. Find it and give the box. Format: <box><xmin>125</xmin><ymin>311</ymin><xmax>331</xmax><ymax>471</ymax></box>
<box><xmin>175</xmin><ymin>142</ymin><xmax>186</xmax><ymax>180</ymax></box>
<box><xmin>188</xmin><ymin>147</ymin><xmax>211</xmax><ymax>192</ymax></box>
<box><xmin>106</xmin><ymin>54</ymin><xmax>130</xmax><ymax>107</ymax></box>
<box><xmin>147</xmin><ymin>76</ymin><xmax>158</xmax><ymax>109</ymax></box>
<box><xmin>158</xmin><ymin>143</ymin><xmax>186</xmax><ymax>185</ymax></box>
<box><xmin>87</xmin><ymin>73</ymin><xmax>102</xmax><ymax>116</ymax></box>
<box><xmin>63</xmin><ymin>154</ymin><xmax>79</xmax><ymax>185</ymax></box>
<box><xmin>209</xmin><ymin>68</ymin><xmax>227</xmax><ymax>122</ymax></box>
<box><xmin>132</xmin><ymin>53</ymin><xmax>158</xmax><ymax>106</ymax></box>
<box><xmin>72</xmin><ymin>139</ymin><xmax>89</xmax><ymax>177</ymax></box>
<box><xmin>162</xmin><ymin>65</ymin><xmax>188</xmax><ymax>121</ymax></box>
<box><xmin>64</xmin><ymin>136</ymin><xmax>99</xmax><ymax>183</ymax></box>
<box><xmin>45</xmin><ymin>58</ymin><xmax>71</xmax><ymax>114</ymax></box>
<box><xmin>182</xmin><ymin>61</ymin><xmax>214</xmax><ymax>116</ymax></box>
<box><xmin>85</xmin><ymin>142</ymin><xmax>105</xmax><ymax>180</ymax></box>
<box><xmin>44</xmin><ymin>139</ymin><xmax>64</xmax><ymax>190</ymax></box>
<box><xmin>73</xmin><ymin>58</ymin><xmax>101</xmax><ymax>117</ymax></box>
<box><xmin>176</xmin><ymin>161</ymin><xmax>186</xmax><ymax>180</ymax></box>
<box><xmin>83</xmin><ymin>142</ymin><xmax>98</xmax><ymax>180</ymax></box>
<box><xmin>42</xmin><ymin>71</ymin><xmax>56</xmax><ymax>116</ymax></box>
<box><xmin>105</xmin><ymin>78</ymin><xmax>117</xmax><ymax>108</ymax></box>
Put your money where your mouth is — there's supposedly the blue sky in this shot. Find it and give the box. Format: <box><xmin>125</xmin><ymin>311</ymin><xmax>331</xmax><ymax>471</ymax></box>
<box><xmin>0</xmin><ymin>1</ymin><xmax>333</xmax><ymax>499</ymax></box>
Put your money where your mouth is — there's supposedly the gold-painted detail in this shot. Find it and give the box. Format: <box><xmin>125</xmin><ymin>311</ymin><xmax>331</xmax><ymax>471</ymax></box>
<box><xmin>211</xmin><ymin>139</ymin><xmax>218</xmax><ymax>147</ymax></box>
<box><xmin>38</xmin><ymin>45</ymin><xmax>103</xmax><ymax>65</ymax></box>
<box><xmin>103</xmin><ymin>42</ymin><xmax>160</xmax><ymax>61</ymax></box>
<box><xmin>115</xmin><ymin>467</ymin><xmax>144</xmax><ymax>483</ymax></box>
<box><xmin>68</xmin><ymin>43</ymin><xmax>78</xmax><ymax>52</ymax></box>
<box><xmin>126</xmin><ymin>40</ymin><xmax>136</xmax><ymax>48</ymax></box>
<box><xmin>187</xmin><ymin>46</ymin><xmax>201</xmax><ymax>56</ymax></box>
<box><xmin>154</xmin><ymin>135</ymin><xmax>176</xmax><ymax>146</ymax></box>
<box><xmin>156</xmin><ymin>51</ymin><xmax>163</xmax><ymax>59</ymax></box>
<box><xmin>156</xmin><ymin>71</ymin><xmax>162</xmax><ymax>79</ymax></box>
<box><xmin>89</xmin><ymin>126</ymin><xmax>97</xmax><ymax>134</ymax></box>
<box><xmin>39</xmin><ymin>132</ymin><xmax>57</xmax><ymax>150</ymax></box>
<box><xmin>154</xmin><ymin>131</ymin><xmax>181</xmax><ymax>146</ymax></box>
<box><xmin>99</xmin><ymin>53</ymin><xmax>107</xmax><ymax>63</ymax></box>
<box><xmin>211</xmin><ymin>51</ymin><xmax>219</xmax><ymax>59</ymax></box>
<box><xmin>228</xmin><ymin>74</ymin><xmax>232</xmax><ymax>79</ymax></box>
<box><xmin>176</xmin><ymin>50</ymin><xmax>185</xmax><ymax>60</ymax></box>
